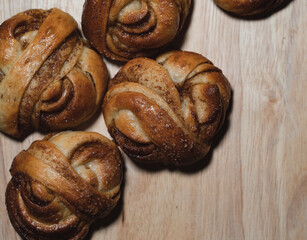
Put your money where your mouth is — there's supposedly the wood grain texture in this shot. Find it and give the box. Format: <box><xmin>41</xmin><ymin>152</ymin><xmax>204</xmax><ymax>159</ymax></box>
<box><xmin>0</xmin><ymin>0</ymin><xmax>306</xmax><ymax>239</ymax></box>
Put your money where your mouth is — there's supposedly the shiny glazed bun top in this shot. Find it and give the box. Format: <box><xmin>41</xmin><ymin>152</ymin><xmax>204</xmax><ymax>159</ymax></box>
<box><xmin>103</xmin><ymin>50</ymin><xmax>231</xmax><ymax>166</ymax></box>
<box><xmin>0</xmin><ymin>8</ymin><xmax>108</xmax><ymax>138</ymax></box>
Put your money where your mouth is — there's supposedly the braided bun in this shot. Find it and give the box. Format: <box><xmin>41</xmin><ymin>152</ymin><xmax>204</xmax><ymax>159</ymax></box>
<box><xmin>0</xmin><ymin>8</ymin><xmax>108</xmax><ymax>138</ymax></box>
<box><xmin>103</xmin><ymin>50</ymin><xmax>231</xmax><ymax>166</ymax></box>
<box><xmin>82</xmin><ymin>0</ymin><xmax>191</xmax><ymax>61</ymax></box>
<box><xmin>6</xmin><ymin>131</ymin><xmax>123</xmax><ymax>240</ymax></box>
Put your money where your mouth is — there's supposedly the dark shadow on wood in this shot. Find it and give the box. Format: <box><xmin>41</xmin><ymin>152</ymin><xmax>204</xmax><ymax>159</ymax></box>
<box><xmin>169</xmin><ymin>0</ymin><xmax>195</xmax><ymax>50</ymax></box>
<box><xmin>132</xmin><ymin>160</ymin><xmax>169</xmax><ymax>173</ymax></box>
<box><xmin>0</xmin><ymin>131</ymin><xmax>29</xmax><ymax>142</ymax></box>
<box><xmin>72</xmin><ymin>106</ymin><xmax>105</xmax><ymax>132</ymax></box>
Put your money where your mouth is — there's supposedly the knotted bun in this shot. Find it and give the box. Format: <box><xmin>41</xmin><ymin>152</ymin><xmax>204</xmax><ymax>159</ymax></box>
<box><xmin>214</xmin><ymin>0</ymin><xmax>285</xmax><ymax>16</ymax></box>
<box><xmin>6</xmin><ymin>131</ymin><xmax>123</xmax><ymax>240</ymax></box>
<box><xmin>82</xmin><ymin>0</ymin><xmax>191</xmax><ymax>61</ymax></box>
<box><xmin>103</xmin><ymin>50</ymin><xmax>231</xmax><ymax>166</ymax></box>
<box><xmin>0</xmin><ymin>8</ymin><xmax>108</xmax><ymax>138</ymax></box>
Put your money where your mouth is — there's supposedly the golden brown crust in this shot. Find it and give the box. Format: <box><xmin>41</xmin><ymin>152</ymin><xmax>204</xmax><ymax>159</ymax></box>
<box><xmin>0</xmin><ymin>8</ymin><xmax>108</xmax><ymax>138</ymax></box>
<box><xmin>214</xmin><ymin>0</ymin><xmax>285</xmax><ymax>16</ymax></box>
<box><xmin>5</xmin><ymin>131</ymin><xmax>123</xmax><ymax>240</ymax></box>
<box><xmin>102</xmin><ymin>50</ymin><xmax>231</xmax><ymax>166</ymax></box>
<box><xmin>82</xmin><ymin>0</ymin><xmax>191</xmax><ymax>62</ymax></box>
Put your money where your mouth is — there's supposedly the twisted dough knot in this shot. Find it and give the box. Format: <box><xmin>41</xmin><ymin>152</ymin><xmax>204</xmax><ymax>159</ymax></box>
<box><xmin>103</xmin><ymin>51</ymin><xmax>231</xmax><ymax>166</ymax></box>
<box><xmin>214</xmin><ymin>0</ymin><xmax>285</xmax><ymax>16</ymax></box>
<box><xmin>82</xmin><ymin>0</ymin><xmax>191</xmax><ymax>61</ymax></box>
<box><xmin>6</xmin><ymin>131</ymin><xmax>123</xmax><ymax>240</ymax></box>
<box><xmin>0</xmin><ymin>8</ymin><xmax>108</xmax><ymax>138</ymax></box>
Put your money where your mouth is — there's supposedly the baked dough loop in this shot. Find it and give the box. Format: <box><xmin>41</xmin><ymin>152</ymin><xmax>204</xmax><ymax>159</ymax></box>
<box><xmin>214</xmin><ymin>0</ymin><xmax>285</xmax><ymax>16</ymax></box>
<box><xmin>0</xmin><ymin>8</ymin><xmax>108</xmax><ymax>138</ymax></box>
<box><xmin>6</xmin><ymin>131</ymin><xmax>123</xmax><ymax>240</ymax></box>
<box><xmin>82</xmin><ymin>0</ymin><xmax>191</xmax><ymax>62</ymax></box>
<box><xmin>103</xmin><ymin>51</ymin><xmax>231</xmax><ymax>166</ymax></box>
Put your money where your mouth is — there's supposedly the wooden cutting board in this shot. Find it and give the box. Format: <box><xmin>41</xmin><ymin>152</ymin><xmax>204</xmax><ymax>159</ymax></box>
<box><xmin>0</xmin><ymin>0</ymin><xmax>306</xmax><ymax>239</ymax></box>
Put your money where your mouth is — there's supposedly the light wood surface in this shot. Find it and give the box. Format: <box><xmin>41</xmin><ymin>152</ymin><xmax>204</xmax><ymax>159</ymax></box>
<box><xmin>0</xmin><ymin>0</ymin><xmax>306</xmax><ymax>239</ymax></box>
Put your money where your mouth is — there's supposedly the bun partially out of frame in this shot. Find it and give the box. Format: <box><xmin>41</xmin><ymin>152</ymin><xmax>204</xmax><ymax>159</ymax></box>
<box><xmin>82</xmin><ymin>0</ymin><xmax>191</xmax><ymax>62</ymax></box>
<box><xmin>6</xmin><ymin>131</ymin><xmax>123</xmax><ymax>240</ymax></box>
<box><xmin>214</xmin><ymin>0</ymin><xmax>285</xmax><ymax>16</ymax></box>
